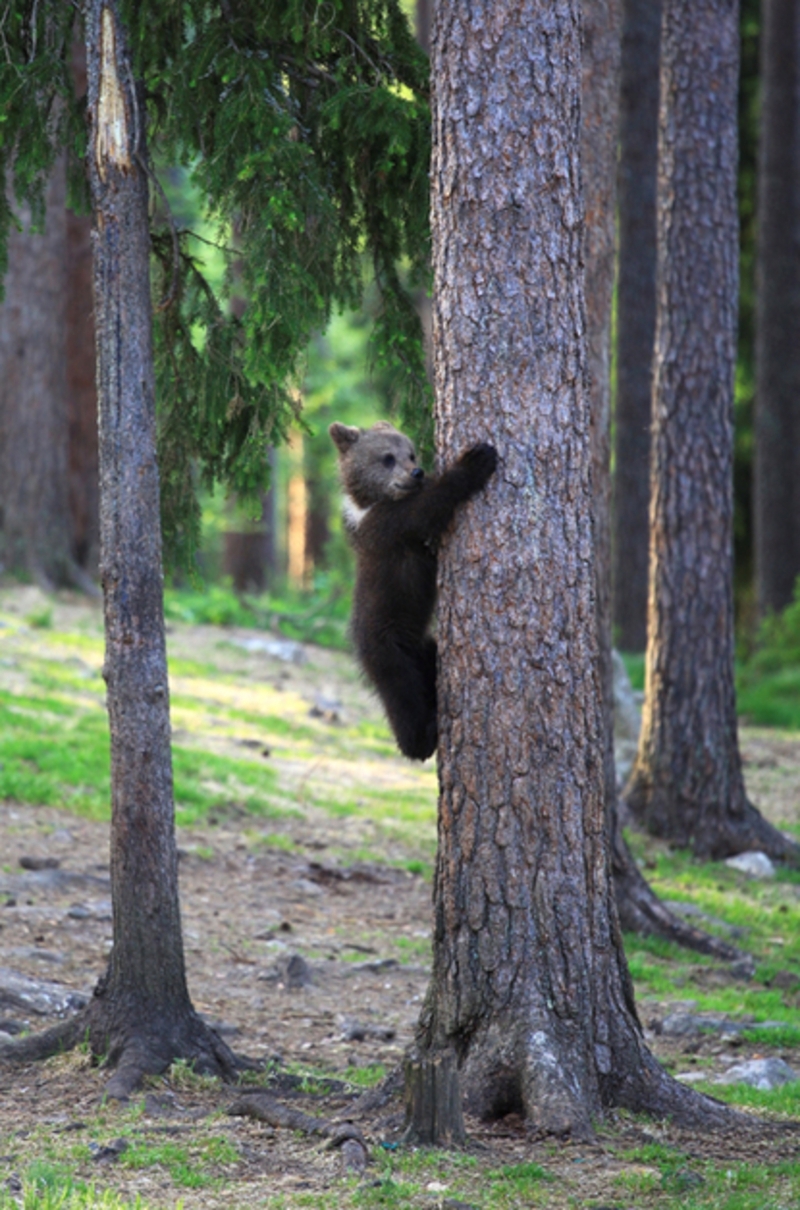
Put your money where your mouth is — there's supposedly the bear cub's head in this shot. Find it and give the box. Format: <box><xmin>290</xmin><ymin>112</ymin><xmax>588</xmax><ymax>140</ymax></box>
<box><xmin>330</xmin><ymin>421</ymin><xmax>424</xmax><ymax>509</ymax></box>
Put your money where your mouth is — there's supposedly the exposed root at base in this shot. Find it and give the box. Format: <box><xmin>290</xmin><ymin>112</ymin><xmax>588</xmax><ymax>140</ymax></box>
<box><xmin>0</xmin><ymin>1003</ymin><xmax>255</xmax><ymax>1100</ymax></box>
<box><xmin>228</xmin><ymin>1091</ymin><xmax>369</xmax><ymax>1174</ymax></box>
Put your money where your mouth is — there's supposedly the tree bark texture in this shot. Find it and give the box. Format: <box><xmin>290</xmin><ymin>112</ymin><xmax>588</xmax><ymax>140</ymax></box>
<box><xmin>624</xmin><ymin>0</ymin><xmax>799</xmax><ymax>865</ymax></box>
<box><xmin>66</xmin><ymin>33</ymin><xmax>100</xmax><ymax>579</ymax></box>
<box><xmin>0</xmin><ymin>160</ymin><xmax>85</xmax><ymax>589</ymax></box>
<box><xmin>414</xmin><ymin>0</ymin><xmax>731</xmax><ymax>1139</ymax></box>
<box><xmin>84</xmin><ymin>0</ymin><xmax>239</xmax><ymax>1096</ymax></box>
<box><xmin>611</xmin><ymin>0</ymin><xmax>661</xmax><ymax>653</ymax></box>
<box><xmin>580</xmin><ymin>0</ymin><xmax>738</xmax><ymax>961</ymax></box>
<box><xmin>754</xmin><ymin>0</ymin><xmax>800</xmax><ymax>618</ymax></box>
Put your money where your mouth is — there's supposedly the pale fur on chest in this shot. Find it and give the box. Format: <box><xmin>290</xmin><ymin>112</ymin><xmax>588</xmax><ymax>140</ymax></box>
<box><xmin>343</xmin><ymin>495</ymin><xmax>372</xmax><ymax>534</ymax></box>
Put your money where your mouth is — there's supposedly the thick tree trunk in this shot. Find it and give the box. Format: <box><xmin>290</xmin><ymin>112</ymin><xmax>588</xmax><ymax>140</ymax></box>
<box><xmin>0</xmin><ymin>161</ymin><xmax>90</xmax><ymax>590</ymax></box>
<box><xmin>754</xmin><ymin>0</ymin><xmax>800</xmax><ymax>618</ymax></box>
<box><xmin>611</xmin><ymin>0</ymin><xmax>661</xmax><ymax>653</ymax></box>
<box><xmin>410</xmin><ymin>0</ymin><xmax>734</xmax><ymax>1141</ymax></box>
<box><xmin>624</xmin><ymin>0</ymin><xmax>799</xmax><ymax>865</ymax></box>
<box><xmin>82</xmin><ymin>0</ymin><xmax>240</xmax><ymax>1097</ymax></box>
<box><xmin>581</xmin><ymin>0</ymin><xmax>740</xmax><ymax>961</ymax></box>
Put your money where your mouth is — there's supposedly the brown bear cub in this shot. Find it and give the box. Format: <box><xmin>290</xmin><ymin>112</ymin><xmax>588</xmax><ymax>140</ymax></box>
<box><xmin>330</xmin><ymin>420</ymin><xmax>497</xmax><ymax>760</ymax></box>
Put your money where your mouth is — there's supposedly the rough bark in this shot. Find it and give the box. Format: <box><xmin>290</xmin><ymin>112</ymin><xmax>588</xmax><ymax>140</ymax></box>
<box><xmin>410</xmin><ymin>0</ymin><xmax>735</xmax><ymax>1141</ymax></box>
<box><xmin>0</xmin><ymin>160</ymin><xmax>92</xmax><ymax>590</ymax></box>
<box><xmin>80</xmin><ymin>0</ymin><xmax>241</xmax><ymax>1096</ymax></box>
<box><xmin>581</xmin><ymin>0</ymin><xmax>741</xmax><ymax>961</ymax></box>
<box><xmin>66</xmin><ymin>205</ymin><xmax>100</xmax><ymax>578</ymax></box>
<box><xmin>611</xmin><ymin>0</ymin><xmax>661</xmax><ymax>653</ymax></box>
<box><xmin>754</xmin><ymin>0</ymin><xmax>800</xmax><ymax>618</ymax></box>
<box><xmin>624</xmin><ymin>0</ymin><xmax>799</xmax><ymax>865</ymax></box>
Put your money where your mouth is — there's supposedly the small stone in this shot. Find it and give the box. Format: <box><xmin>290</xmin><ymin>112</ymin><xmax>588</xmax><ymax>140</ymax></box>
<box><xmin>276</xmin><ymin>953</ymin><xmax>312</xmax><ymax>990</ymax></box>
<box><xmin>89</xmin><ymin>1137</ymin><xmax>130</xmax><ymax>1163</ymax></box>
<box><xmin>724</xmin><ymin>851</ymin><xmax>776</xmax><ymax>880</ymax></box>
<box><xmin>19</xmin><ymin>856</ymin><xmax>60</xmax><ymax>871</ymax></box>
<box><xmin>713</xmin><ymin>1057</ymin><xmax>798</xmax><ymax>1090</ymax></box>
<box><xmin>769</xmin><ymin>969</ymin><xmax>799</xmax><ymax>990</ymax></box>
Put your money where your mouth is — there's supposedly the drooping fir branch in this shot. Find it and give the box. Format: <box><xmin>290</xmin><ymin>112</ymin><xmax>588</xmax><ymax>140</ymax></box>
<box><xmin>2</xmin><ymin>1</ymin><xmax>431</xmax><ymax>563</ymax></box>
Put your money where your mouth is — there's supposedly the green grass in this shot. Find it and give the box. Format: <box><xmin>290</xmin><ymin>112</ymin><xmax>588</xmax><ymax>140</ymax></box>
<box><xmin>164</xmin><ymin>576</ymin><xmax>352</xmax><ymax>650</ymax></box>
<box><xmin>0</xmin><ymin>1157</ymin><xmax>156</xmax><ymax>1210</ymax></box>
<box><xmin>2</xmin><ymin>588</ymin><xmax>800</xmax><ymax>1209</ymax></box>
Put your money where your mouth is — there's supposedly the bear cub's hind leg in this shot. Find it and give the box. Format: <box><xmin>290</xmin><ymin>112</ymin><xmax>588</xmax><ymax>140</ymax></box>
<box><xmin>371</xmin><ymin>636</ymin><xmax>438</xmax><ymax>761</ymax></box>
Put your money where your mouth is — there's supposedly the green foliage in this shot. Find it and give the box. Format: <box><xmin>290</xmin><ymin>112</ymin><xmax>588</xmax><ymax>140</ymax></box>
<box><xmin>737</xmin><ymin>577</ymin><xmax>800</xmax><ymax>727</ymax></box>
<box><xmin>139</xmin><ymin>0</ymin><xmax>432</xmax><ymax>560</ymax></box>
<box><xmin>3</xmin><ymin>1</ymin><xmax>431</xmax><ymax>570</ymax></box>
<box><xmin>164</xmin><ymin>573</ymin><xmax>351</xmax><ymax>649</ymax></box>
<box><xmin>0</xmin><ymin>4</ymin><xmax>85</xmax><ymax>295</ymax></box>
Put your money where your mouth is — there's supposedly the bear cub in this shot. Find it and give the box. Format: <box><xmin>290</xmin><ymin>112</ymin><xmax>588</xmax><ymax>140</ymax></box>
<box><xmin>330</xmin><ymin>420</ymin><xmax>497</xmax><ymax>760</ymax></box>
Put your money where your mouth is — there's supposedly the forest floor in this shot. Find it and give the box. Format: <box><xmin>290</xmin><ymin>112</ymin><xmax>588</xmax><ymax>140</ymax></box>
<box><xmin>1</xmin><ymin>584</ymin><xmax>800</xmax><ymax>1210</ymax></box>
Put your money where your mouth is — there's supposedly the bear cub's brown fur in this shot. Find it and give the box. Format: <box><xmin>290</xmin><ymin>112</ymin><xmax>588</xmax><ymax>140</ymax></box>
<box><xmin>330</xmin><ymin>420</ymin><xmax>497</xmax><ymax>760</ymax></box>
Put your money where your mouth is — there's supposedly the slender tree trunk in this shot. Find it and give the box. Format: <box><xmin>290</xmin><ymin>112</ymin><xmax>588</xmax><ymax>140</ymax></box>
<box><xmin>754</xmin><ymin>0</ymin><xmax>800</xmax><ymax>618</ymax></box>
<box><xmin>611</xmin><ymin>0</ymin><xmax>661</xmax><ymax>653</ymax></box>
<box><xmin>66</xmin><ymin>207</ymin><xmax>100</xmax><ymax>576</ymax></box>
<box><xmin>0</xmin><ymin>160</ymin><xmax>90</xmax><ymax>590</ymax></box>
<box><xmin>408</xmin><ymin>0</ymin><xmax>734</xmax><ymax>1141</ymax></box>
<box><xmin>582</xmin><ymin>0</ymin><xmax>741</xmax><ymax>961</ymax></box>
<box><xmin>66</xmin><ymin>36</ymin><xmax>100</xmax><ymax>578</ymax></box>
<box><xmin>624</xmin><ymin>0</ymin><xmax>799</xmax><ymax>865</ymax></box>
<box><xmin>81</xmin><ymin>0</ymin><xmax>240</xmax><ymax>1096</ymax></box>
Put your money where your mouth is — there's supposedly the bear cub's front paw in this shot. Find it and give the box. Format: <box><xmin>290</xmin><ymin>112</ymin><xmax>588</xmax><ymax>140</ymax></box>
<box><xmin>458</xmin><ymin>442</ymin><xmax>498</xmax><ymax>485</ymax></box>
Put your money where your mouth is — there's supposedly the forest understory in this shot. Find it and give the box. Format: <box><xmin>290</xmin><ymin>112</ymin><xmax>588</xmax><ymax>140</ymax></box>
<box><xmin>1</xmin><ymin>585</ymin><xmax>799</xmax><ymax>1209</ymax></box>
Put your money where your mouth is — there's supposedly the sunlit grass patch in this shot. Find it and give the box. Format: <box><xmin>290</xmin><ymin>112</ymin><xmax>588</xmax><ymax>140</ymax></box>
<box><xmin>698</xmin><ymin>1079</ymin><xmax>800</xmax><ymax>1117</ymax></box>
<box><xmin>0</xmin><ymin>1169</ymin><xmax>154</xmax><ymax>1210</ymax></box>
<box><xmin>0</xmin><ymin>693</ymin><xmax>111</xmax><ymax>818</ymax></box>
<box><xmin>116</xmin><ymin>1133</ymin><xmax>239</xmax><ymax>1188</ymax></box>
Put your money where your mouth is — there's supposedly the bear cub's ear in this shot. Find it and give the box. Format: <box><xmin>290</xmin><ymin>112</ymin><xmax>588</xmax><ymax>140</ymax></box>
<box><xmin>329</xmin><ymin>422</ymin><xmax>361</xmax><ymax>455</ymax></box>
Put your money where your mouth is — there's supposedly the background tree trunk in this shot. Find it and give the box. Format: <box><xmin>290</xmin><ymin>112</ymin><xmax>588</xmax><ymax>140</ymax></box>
<box><xmin>581</xmin><ymin>0</ymin><xmax>740</xmax><ymax>961</ymax></box>
<box><xmin>0</xmin><ymin>160</ymin><xmax>89</xmax><ymax>589</ymax></box>
<box><xmin>611</xmin><ymin>0</ymin><xmax>662</xmax><ymax>653</ymax></box>
<box><xmin>624</xmin><ymin>0</ymin><xmax>799</xmax><ymax>865</ymax></box>
<box><xmin>409</xmin><ymin>0</ymin><xmax>731</xmax><ymax>1141</ymax></box>
<box><xmin>754</xmin><ymin>0</ymin><xmax>800</xmax><ymax>618</ymax></box>
<box><xmin>66</xmin><ymin>36</ymin><xmax>100</xmax><ymax>579</ymax></box>
<box><xmin>82</xmin><ymin>0</ymin><xmax>240</xmax><ymax>1096</ymax></box>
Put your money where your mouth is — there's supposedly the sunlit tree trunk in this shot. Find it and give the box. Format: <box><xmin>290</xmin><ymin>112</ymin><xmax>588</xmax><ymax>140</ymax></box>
<box><xmin>407</xmin><ymin>0</ymin><xmax>734</xmax><ymax>1141</ymax></box>
<box><xmin>754</xmin><ymin>0</ymin><xmax>800</xmax><ymax>618</ymax></box>
<box><xmin>581</xmin><ymin>0</ymin><xmax>738</xmax><ymax>959</ymax></box>
<box><xmin>624</xmin><ymin>0</ymin><xmax>799</xmax><ymax>864</ymax></box>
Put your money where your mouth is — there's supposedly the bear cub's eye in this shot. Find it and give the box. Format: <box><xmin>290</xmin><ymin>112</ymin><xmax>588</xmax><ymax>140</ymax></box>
<box><xmin>382</xmin><ymin>454</ymin><xmax>396</xmax><ymax>468</ymax></box>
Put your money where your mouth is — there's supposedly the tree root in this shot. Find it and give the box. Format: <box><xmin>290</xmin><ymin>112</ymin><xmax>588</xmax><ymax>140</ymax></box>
<box><xmin>611</xmin><ymin>822</ymin><xmax>750</xmax><ymax>966</ymax></box>
<box><xmin>228</xmin><ymin>1091</ymin><xmax>369</xmax><ymax>1174</ymax></box>
<box><xmin>623</xmin><ymin>780</ymin><xmax>800</xmax><ymax>867</ymax></box>
<box><xmin>705</xmin><ymin>798</ymin><xmax>800</xmax><ymax>867</ymax></box>
<box><xmin>607</xmin><ymin>1047</ymin><xmax>797</xmax><ymax>1135</ymax></box>
<box><xmin>0</xmin><ymin>1000</ymin><xmax>254</xmax><ymax>1100</ymax></box>
<box><xmin>0</xmin><ymin>1012</ymin><xmax>89</xmax><ymax>1065</ymax></box>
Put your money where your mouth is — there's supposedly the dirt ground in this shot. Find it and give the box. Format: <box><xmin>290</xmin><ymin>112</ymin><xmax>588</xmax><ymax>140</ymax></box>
<box><xmin>1</xmin><ymin>591</ymin><xmax>800</xmax><ymax>1207</ymax></box>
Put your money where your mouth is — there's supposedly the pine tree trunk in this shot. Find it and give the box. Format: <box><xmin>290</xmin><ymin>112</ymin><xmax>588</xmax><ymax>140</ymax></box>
<box><xmin>410</xmin><ymin>0</ymin><xmax>734</xmax><ymax>1140</ymax></box>
<box><xmin>83</xmin><ymin>0</ymin><xmax>240</xmax><ymax>1096</ymax></box>
<box><xmin>624</xmin><ymin>0</ymin><xmax>799</xmax><ymax>864</ymax></box>
<box><xmin>0</xmin><ymin>161</ymin><xmax>87</xmax><ymax>589</ymax></box>
<box><xmin>66</xmin><ymin>205</ymin><xmax>100</xmax><ymax>578</ymax></box>
<box><xmin>611</xmin><ymin>0</ymin><xmax>661</xmax><ymax>653</ymax></box>
<box><xmin>581</xmin><ymin>0</ymin><xmax>740</xmax><ymax>961</ymax></box>
<box><xmin>754</xmin><ymin>0</ymin><xmax>800</xmax><ymax>618</ymax></box>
